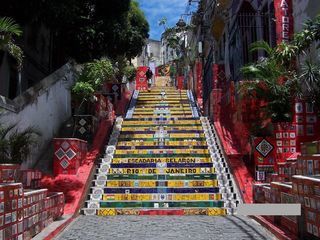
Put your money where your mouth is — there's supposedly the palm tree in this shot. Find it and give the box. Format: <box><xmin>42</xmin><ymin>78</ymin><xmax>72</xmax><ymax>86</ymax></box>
<box><xmin>0</xmin><ymin>17</ymin><xmax>23</xmax><ymax>69</ymax></box>
<box><xmin>158</xmin><ymin>17</ymin><xmax>168</xmax><ymax>31</ymax></box>
<box><xmin>0</xmin><ymin>124</ymin><xmax>41</xmax><ymax>164</ymax></box>
<box><xmin>239</xmin><ymin>41</ymin><xmax>296</xmax><ymax>123</ymax></box>
<box><xmin>0</xmin><ymin>17</ymin><xmax>24</xmax><ymax>96</ymax></box>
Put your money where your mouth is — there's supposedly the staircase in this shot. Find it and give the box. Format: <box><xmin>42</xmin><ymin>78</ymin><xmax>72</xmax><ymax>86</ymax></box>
<box><xmin>83</xmin><ymin>82</ymin><xmax>240</xmax><ymax>216</ymax></box>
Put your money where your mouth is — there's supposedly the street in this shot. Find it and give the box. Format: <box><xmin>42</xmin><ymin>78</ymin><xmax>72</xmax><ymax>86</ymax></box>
<box><xmin>56</xmin><ymin>215</ymin><xmax>276</xmax><ymax>240</ymax></box>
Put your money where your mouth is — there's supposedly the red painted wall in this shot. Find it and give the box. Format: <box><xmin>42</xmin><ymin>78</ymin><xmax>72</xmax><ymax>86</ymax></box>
<box><xmin>196</xmin><ymin>61</ymin><xmax>203</xmax><ymax>111</ymax></box>
<box><xmin>177</xmin><ymin>76</ymin><xmax>184</xmax><ymax>90</ymax></box>
<box><xmin>135</xmin><ymin>66</ymin><xmax>148</xmax><ymax>90</ymax></box>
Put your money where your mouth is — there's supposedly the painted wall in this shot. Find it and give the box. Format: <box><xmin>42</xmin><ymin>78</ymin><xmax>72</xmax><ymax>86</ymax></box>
<box><xmin>0</xmin><ymin>63</ymin><xmax>75</xmax><ymax>168</ymax></box>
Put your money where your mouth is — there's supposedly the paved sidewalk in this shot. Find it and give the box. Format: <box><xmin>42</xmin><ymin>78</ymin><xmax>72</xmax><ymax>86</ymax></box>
<box><xmin>56</xmin><ymin>215</ymin><xmax>276</xmax><ymax>240</ymax></box>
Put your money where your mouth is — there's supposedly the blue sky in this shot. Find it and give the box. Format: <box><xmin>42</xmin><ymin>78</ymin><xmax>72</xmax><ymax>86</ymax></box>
<box><xmin>137</xmin><ymin>0</ymin><xmax>189</xmax><ymax>40</ymax></box>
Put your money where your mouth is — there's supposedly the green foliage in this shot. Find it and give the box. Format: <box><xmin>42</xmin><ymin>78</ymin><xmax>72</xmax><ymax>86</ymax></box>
<box><xmin>71</xmin><ymin>81</ymin><xmax>95</xmax><ymax>100</ymax></box>
<box><xmin>0</xmin><ymin>17</ymin><xmax>23</xmax><ymax>69</ymax></box>
<box><xmin>123</xmin><ymin>65</ymin><xmax>137</xmax><ymax>82</ymax></box>
<box><xmin>240</xmin><ymin>13</ymin><xmax>320</xmax><ymax>125</ymax></box>
<box><xmin>121</xmin><ymin>1</ymin><xmax>149</xmax><ymax>59</ymax></box>
<box><xmin>0</xmin><ymin>0</ymin><xmax>149</xmax><ymax>63</ymax></box>
<box><xmin>0</xmin><ymin>17</ymin><xmax>22</xmax><ymax>37</ymax></box>
<box><xmin>158</xmin><ymin>17</ymin><xmax>168</xmax><ymax>30</ymax></box>
<box><xmin>78</xmin><ymin>58</ymin><xmax>114</xmax><ymax>88</ymax></box>
<box><xmin>0</xmin><ymin>124</ymin><xmax>41</xmax><ymax>164</ymax></box>
<box><xmin>72</xmin><ymin>58</ymin><xmax>115</xmax><ymax>100</ymax></box>
<box><xmin>239</xmin><ymin>41</ymin><xmax>295</xmax><ymax>123</ymax></box>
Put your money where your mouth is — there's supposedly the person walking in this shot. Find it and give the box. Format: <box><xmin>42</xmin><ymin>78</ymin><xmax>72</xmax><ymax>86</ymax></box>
<box><xmin>146</xmin><ymin>67</ymin><xmax>153</xmax><ymax>91</ymax></box>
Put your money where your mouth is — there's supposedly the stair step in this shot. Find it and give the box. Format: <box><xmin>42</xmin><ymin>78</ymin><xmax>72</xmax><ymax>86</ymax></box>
<box><xmin>93</xmin><ymin>173</ymin><xmax>217</xmax><ymax>181</ymax></box>
<box><xmin>87</xmin><ymin>201</ymin><xmax>225</xmax><ymax>208</ymax></box>
<box><xmin>101</xmin><ymin>187</ymin><xmax>220</xmax><ymax>194</ymax></box>
<box><xmin>89</xmin><ymin>193</ymin><xmax>223</xmax><ymax>201</ymax></box>
<box><xmin>82</xmin><ymin>88</ymin><xmax>240</xmax><ymax>216</ymax></box>
<box><xmin>83</xmin><ymin>207</ymin><xmax>227</xmax><ymax>216</ymax></box>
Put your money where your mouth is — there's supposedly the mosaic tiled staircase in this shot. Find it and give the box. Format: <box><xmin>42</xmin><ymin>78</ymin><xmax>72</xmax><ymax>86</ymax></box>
<box><xmin>83</xmin><ymin>84</ymin><xmax>240</xmax><ymax>216</ymax></box>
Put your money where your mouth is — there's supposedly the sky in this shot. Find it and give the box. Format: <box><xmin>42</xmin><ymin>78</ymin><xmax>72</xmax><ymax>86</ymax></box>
<box><xmin>137</xmin><ymin>0</ymin><xmax>190</xmax><ymax>41</ymax></box>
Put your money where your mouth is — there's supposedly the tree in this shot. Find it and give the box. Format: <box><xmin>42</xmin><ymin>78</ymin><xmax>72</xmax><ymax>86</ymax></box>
<box><xmin>0</xmin><ymin>0</ymin><xmax>149</xmax><ymax>63</ymax></box>
<box><xmin>0</xmin><ymin>17</ymin><xmax>23</xmax><ymax>69</ymax></box>
<box><xmin>119</xmin><ymin>1</ymin><xmax>149</xmax><ymax>60</ymax></box>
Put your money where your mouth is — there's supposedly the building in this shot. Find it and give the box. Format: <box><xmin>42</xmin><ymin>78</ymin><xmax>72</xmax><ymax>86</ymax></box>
<box><xmin>184</xmin><ymin>0</ymin><xmax>320</xmax><ymax>181</ymax></box>
<box><xmin>135</xmin><ymin>39</ymin><xmax>161</xmax><ymax>68</ymax></box>
<box><xmin>187</xmin><ymin>2</ymin><xmax>320</xmax><ymax>237</ymax></box>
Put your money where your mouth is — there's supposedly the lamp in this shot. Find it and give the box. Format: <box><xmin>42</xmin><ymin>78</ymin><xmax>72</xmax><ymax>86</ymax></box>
<box><xmin>198</xmin><ymin>41</ymin><xmax>203</xmax><ymax>54</ymax></box>
<box><xmin>176</xmin><ymin>18</ymin><xmax>187</xmax><ymax>28</ymax></box>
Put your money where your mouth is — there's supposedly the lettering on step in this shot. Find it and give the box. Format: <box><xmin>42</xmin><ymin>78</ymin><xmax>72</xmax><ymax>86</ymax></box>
<box><xmin>165</xmin><ymin>168</ymin><xmax>197</xmax><ymax>174</ymax></box>
<box><xmin>127</xmin><ymin>158</ymin><xmax>196</xmax><ymax>163</ymax></box>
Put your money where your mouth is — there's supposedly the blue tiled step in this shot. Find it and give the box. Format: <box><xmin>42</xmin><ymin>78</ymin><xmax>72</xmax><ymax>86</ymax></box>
<box><xmin>99</xmin><ymin>201</ymin><xmax>224</xmax><ymax>208</ymax></box>
<box><xmin>103</xmin><ymin>187</ymin><xmax>220</xmax><ymax>194</ymax></box>
<box><xmin>116</xmin><ymin>146</ymin><xmax>208</xmax><ymax>150</ymax></box>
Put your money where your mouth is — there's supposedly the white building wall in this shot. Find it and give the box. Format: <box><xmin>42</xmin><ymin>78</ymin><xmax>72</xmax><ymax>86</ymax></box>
<box><xmin>0</xmin><ymin>63</ymin><xmax>75</xmax><ymax>168</ymax></box>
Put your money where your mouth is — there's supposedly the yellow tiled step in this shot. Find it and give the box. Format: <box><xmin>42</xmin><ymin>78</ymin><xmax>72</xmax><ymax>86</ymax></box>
<box><xmin>108</xmin><ymin>168</ymin><xmax>215</xmax><ymax>174</ymax></box>
<box><xmin>114</xmin><ymin>149</ymin><xmax>209</xmax><ymax>154</ymax></box>
<box><xmin>105</xmin><ymin>180</ymin><xmax>218</xmax><ymax>188</ymax></box>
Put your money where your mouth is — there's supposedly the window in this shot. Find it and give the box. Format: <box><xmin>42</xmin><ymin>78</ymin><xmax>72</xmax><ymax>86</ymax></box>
<box><xmin>310</xmin><ymin>198</ymin><xmax>316</xmax><ymax>209</ymax></box>
<box><xmin>305</xmin><ymin>197</ymin><xmax>310</xmax><ymax>207</ymax></box>
<box><xmin>296</xmin><ymin>116</ymin><xmax>303</xmax><ymax>123</ymax></box>
<box><xmin>306</xmin><ymin>102</ymin><xmax>314</xmax><ymax>113</ymax></box>
<box><xmin>307</xmin><ymin>210</ymin><xmax>316</xmax><ymax>222</ymax></box>
<box><xmin>317</xmin><ymin>200</ymin><xmax>320</xmax><ymax>211</ymax></box>
<box><xmin>304</xmin><ymin>185</ymin><xmax>310</xmax><ymax>194</ymax></box>
<box><xmin>238</xmin><ymin>2</ymin><xmax>258</xmax><ymax>65</ymax></box>
<box><xmin>295</xmin><ymin>102</ymin><xmax>303</xmax><ymax>113</ymax></box>
<box><xmin>297</xmin><ymin>125</ymin><xmax>304</xmax><ymax>136</ymax></box>
<box><xmin>307</xmin><ymin>125</ymin><xmax>314</xmax><ymax>136</ymax></box>
<box><xmin>306</xmin><ymin>116</ymin><xmax>317</xmax><ymax>123</ymax></box>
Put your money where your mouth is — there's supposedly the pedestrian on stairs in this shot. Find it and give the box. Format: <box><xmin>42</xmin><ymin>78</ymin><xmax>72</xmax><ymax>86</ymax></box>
<box><xmin>146</xmin><ymin>67</ymin><xmax>153</xmax><ymax>91</ymax></box>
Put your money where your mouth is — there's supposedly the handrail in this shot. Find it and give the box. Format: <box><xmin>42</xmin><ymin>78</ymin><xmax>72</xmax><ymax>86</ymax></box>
<box><xmin>124</xmin><ymin>88</ymin><xmax>136</xmax><ymax>118</ymax></box>
<box><xmin>210</xmin><ymin>121</ymin><xmax>244</xmax><ymax>204</ymax></box>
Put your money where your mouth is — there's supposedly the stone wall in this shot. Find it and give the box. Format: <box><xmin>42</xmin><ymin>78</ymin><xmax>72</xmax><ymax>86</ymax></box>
<box><xmin>0</xmin><ymin>62</ymin><xmax>76</xmax><ymax>168</ymax></box>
